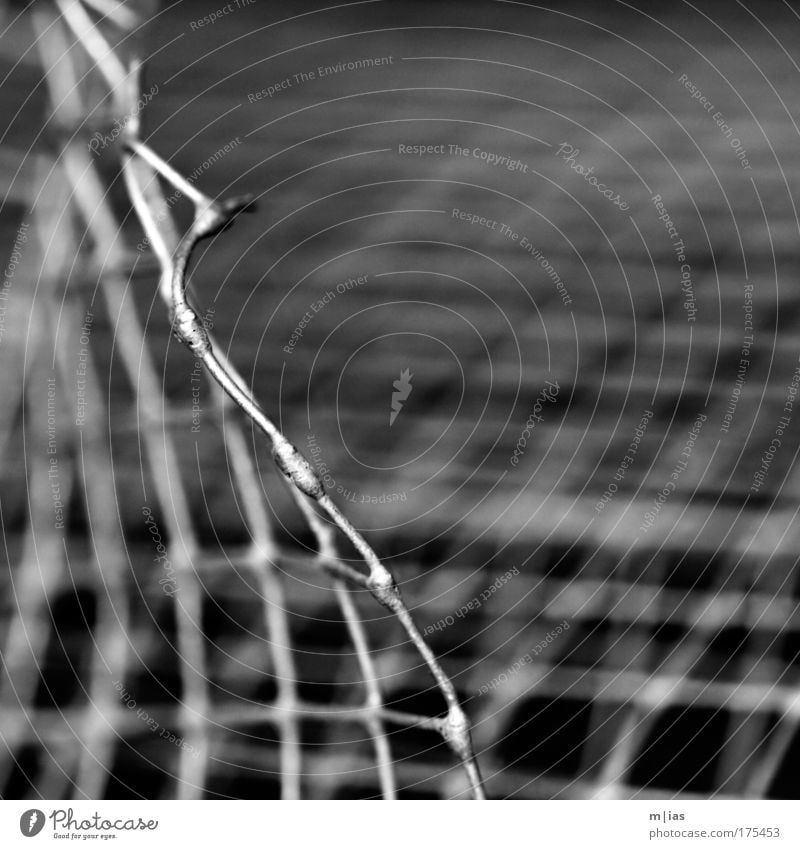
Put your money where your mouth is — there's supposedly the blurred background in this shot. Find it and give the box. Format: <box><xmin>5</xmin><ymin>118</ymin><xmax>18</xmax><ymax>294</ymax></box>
<box><xmin>1</xmin><ymin>0</ymin><xmax>800</xmax><ymax>799</ymax></box>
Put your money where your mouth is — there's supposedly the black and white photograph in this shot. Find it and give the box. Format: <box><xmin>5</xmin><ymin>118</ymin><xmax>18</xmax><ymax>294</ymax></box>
<box><xmin>0</xmin><ymin>0</ymin><xmax>799</xmax><ymax>843</ymax></box>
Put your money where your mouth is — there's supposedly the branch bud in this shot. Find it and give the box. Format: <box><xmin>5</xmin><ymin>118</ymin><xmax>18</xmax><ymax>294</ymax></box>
<box><xmin>367</xmin><ymin>564</ymin><xmax>402</xmax><ymax>611</ymax></box>
<box><xmin>272</xmin><ymin>439</ymin><xmax>323</xmax><ymax>499</ymax></box>
<box><xmin>442</xmin><ymin>705</ymin><xmax>473</xmax><ymax>761</ymax></box>
<box><xmin>194</xmin><ymin>195</ymin><xmax>255</xmax><ymax>240</ymax></box>
<box><xmin>172</xmin><ymin>305</ymin><xmax>210</xmax><ymax>356</ymax></box>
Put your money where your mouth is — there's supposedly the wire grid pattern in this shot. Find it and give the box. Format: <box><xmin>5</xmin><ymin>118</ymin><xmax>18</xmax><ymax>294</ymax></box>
<box><xmin>2</xmin><ymin>0</ymin><xmax>800</xmax><ymax>801</ymax></box>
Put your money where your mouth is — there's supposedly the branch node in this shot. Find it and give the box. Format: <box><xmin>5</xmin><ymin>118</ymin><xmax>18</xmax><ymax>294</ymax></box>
<box><xmin>195</xmin><ymin>195</ymin><xmax>255</xmax><ymax>240</ymax></box>
<box><xmin>173</xmin><ymin>305</ymin><xmax>210</xmax><ymax>356</ymax></box>
<box><xmin>442</xmin><ymin>705</ymin><xmax>473</xmax><ymax>760</ymax></box>
<box><xmin>367</xmin><ymin>565</ymin><xmax>402</xmax><ymax>612</ymax></box>
<box><xmin>272</xmin><ymin>439</ymin><xmax>324</xmax><ymax>500</ymax></box>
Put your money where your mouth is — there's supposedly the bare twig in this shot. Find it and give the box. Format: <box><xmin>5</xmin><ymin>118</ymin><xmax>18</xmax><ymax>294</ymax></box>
<box><xmin>2</xmin><ymin>701</ymin><xmax>460</xmax><ymax>740</ymax></box>
<box><xmin>121</xmin><ymin>119</ymin><xmax>484</xmax><ymax>800</ymax></box>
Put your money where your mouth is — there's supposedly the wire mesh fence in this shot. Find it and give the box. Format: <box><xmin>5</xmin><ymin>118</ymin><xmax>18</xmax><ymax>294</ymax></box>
<box><xmin>1</xmin><ymin>0</ymin><xmax>800</xmax><ymax>802</ymax></box>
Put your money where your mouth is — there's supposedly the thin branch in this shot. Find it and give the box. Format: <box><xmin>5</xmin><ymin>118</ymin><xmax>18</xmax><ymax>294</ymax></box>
<box><xmin>125</xmin><ymin>137</ymin><xmax>211</xmax><ymax>209</ymax></box>
<box><xmin>2</xmin><ymin>701</ymin><xmax>454</xmax><ymax>737</ymax></box>
<box><xmin>121</xmin><ymin>133</ymin><xmax>485</xmax><ymax>800</ymax></box>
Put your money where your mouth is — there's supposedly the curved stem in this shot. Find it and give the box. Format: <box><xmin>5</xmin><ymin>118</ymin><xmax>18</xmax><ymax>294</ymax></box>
<box><xmin>123</xmin><ymin>134</ymin><xmax>485</xmax><ymax>800</ymax></box>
